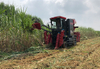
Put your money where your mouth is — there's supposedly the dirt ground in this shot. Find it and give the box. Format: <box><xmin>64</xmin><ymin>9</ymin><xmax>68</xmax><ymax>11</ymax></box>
<box><xmin>0</xmin><ymin>37</ymin><xmax>100</xmax><ymax>69</ymax></box>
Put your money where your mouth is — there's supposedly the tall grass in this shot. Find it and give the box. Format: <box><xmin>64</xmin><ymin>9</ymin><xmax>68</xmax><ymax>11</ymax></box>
<box><xmin>0</xmin><ymin>2</ymin><xmax>44</xmax><ymax>52</ymax></box>
<box><xmin>75</xmin><ymin>27</ymin><xmax>100</xmax><ymax>40</ymax></box>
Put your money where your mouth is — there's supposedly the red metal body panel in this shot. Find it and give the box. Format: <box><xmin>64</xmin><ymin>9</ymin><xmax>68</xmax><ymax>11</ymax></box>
<box><xmin>73</xmin><ymin>19</ymin><xmax>76</xmax><ymax>25</ymax></box>
<box><xmin>74</xmin><ymin>32</ymin><xmax>80</xmax><ymax>42</ymax></box>
<box><xmin>50</xmin><ymin>16</ymin><xmax>66</xmax><ymax>20</ymax></box>
<box><xmin>55</xmin><ymin>30</ymin><xmax>65</xmax><ymax>49</ymax></box>
<box><xmin>44</xmin><ymin>31</ymin><xmax>52</xmax><ymax>44</ymax></box>
<box><xmin>59</xmin><ymin>30</ymin><xmax>65</xmax><ymax>47</ymax></box>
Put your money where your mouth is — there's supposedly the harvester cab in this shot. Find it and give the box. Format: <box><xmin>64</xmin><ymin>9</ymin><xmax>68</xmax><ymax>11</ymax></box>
<box><xmin>32</xmin><ymin>16</ymin><xmax>80</xmax><ymax>49</ymax></box>
<box><xmin>50</xmin><ymin>16</ymin><xmax>66</xmax><ymax>30</ymax></box>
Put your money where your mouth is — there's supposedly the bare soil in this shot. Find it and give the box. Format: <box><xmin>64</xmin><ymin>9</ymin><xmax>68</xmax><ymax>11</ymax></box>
<box><xmin>0</xmin><ymin>37</ymin><xmax>100</xmax><ymax>69</ymax></box>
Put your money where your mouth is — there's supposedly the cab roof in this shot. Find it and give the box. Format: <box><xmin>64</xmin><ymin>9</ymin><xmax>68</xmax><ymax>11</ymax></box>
<box><xmin>50</xmin><ymin>16</ymin><xmax>66</xmax><ymax>20</ymax></box>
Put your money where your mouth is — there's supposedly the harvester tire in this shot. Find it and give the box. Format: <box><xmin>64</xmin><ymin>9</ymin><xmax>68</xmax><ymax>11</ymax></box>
<box><xmin>73</xmin><ymin>38</ymin><xmax>76</xmax><ymax>45</ymax></box>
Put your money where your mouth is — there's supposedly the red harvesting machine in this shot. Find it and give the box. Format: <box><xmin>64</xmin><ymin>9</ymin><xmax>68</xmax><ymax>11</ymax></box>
<box><xmin>32</xmin><ymin>16</ymin><xmax>80</xmax><ymax>49</ymax></box>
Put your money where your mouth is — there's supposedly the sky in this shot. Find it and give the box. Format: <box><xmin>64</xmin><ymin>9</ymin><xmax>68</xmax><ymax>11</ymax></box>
<box><xmin>0</xmin><ymin>0</ymin><xmax>100</xmax><ymax>31</ymax></box>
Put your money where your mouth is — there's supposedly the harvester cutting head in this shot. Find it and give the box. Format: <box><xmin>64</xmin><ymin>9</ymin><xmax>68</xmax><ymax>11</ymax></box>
<box><xmin>31</xmin><ymin>21</ymin><xmax>41</xmax><ymax>30</ymax></box>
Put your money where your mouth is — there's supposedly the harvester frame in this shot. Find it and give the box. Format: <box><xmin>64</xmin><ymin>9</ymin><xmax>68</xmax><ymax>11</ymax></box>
<box><xmin>32</xmin><ymin>16</ymin><xmax>80</xmax><ymax>49</ymax></box>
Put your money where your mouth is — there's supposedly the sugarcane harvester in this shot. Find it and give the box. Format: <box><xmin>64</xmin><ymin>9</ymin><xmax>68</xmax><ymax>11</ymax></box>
<box><xmin>31</xmin><ymin>16</ymin><xmax>80</xmax><ymax>49</ymax></box>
